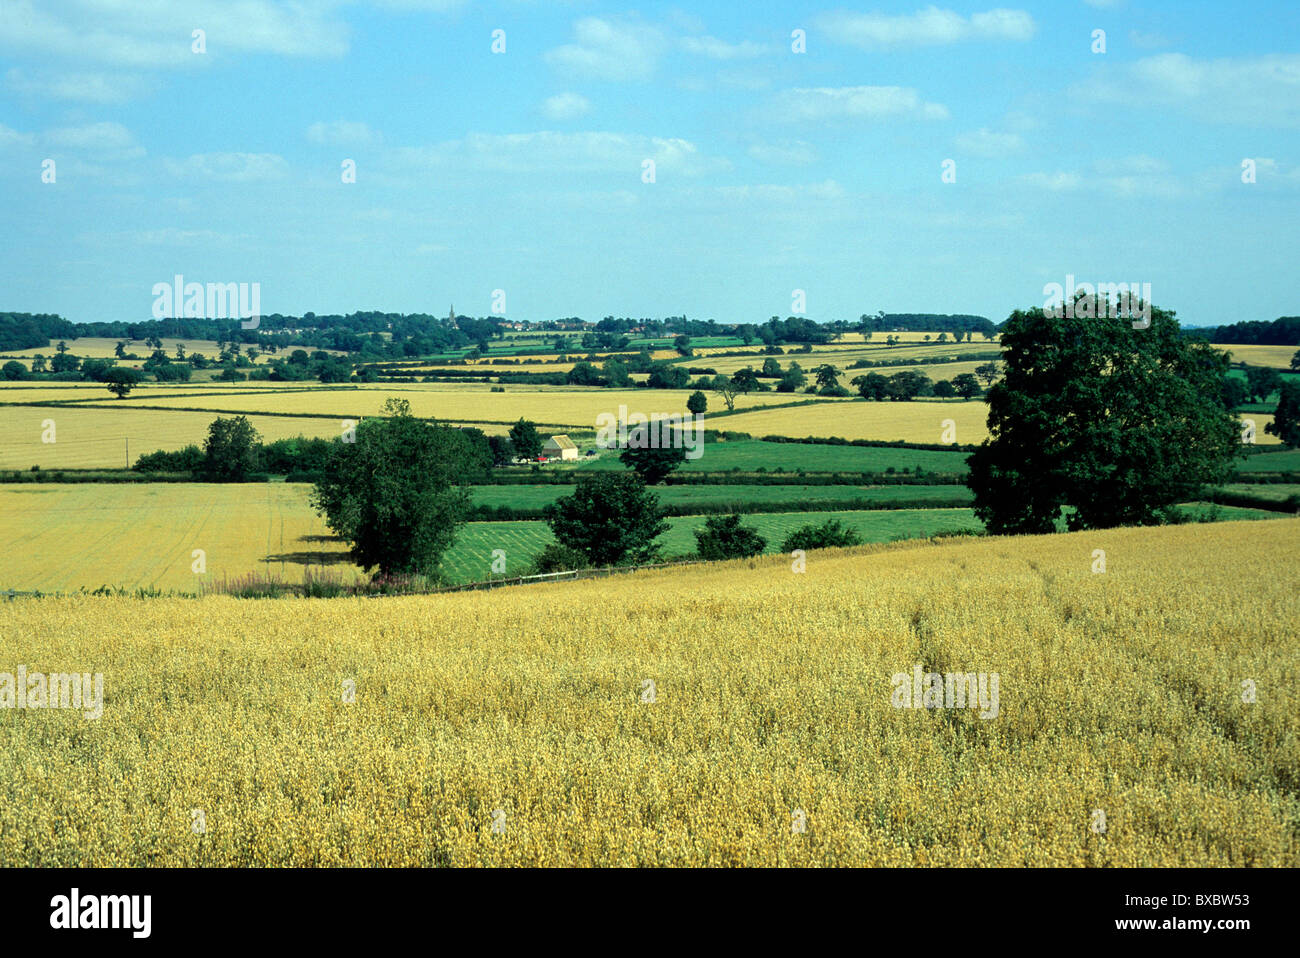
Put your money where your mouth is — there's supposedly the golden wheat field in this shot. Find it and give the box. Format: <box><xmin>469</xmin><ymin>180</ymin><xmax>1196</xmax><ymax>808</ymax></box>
<box><xmin>0</xmin><ymin>338</ymin><xmax>228</xmax><ymax>360</ymax></box>
<box><xmin>721</xmin><ymin>401</ymin><xmax>1280</xmax><ymax>446</ymax></box>
<box><xmin>0</xmin><ymin>405</ymin><xmax>351</xmax><ymax>469</ymax></box>
<box><xmin>0</xmin><ymin>484</ymin><xmax>345</xmax><ymax>590</ymax></box>
<box><xmin>1213</xmin><ymin>344</ymin><xmax>1298</xmax><ymax>369</ymax></box>
<box><xmin>0</xmin><ymin>519</ymin><xmax>1295</xmax><ymax>867</ymax></box>
<box><xmin>104</xmin><ymin>385</ymin><xmax>826</xmax><ymax>425</ymax></box>
<box><xmin>721</xmin><ymin>399</ymin><xmax>993</xmax><ymax>444</ymax></box>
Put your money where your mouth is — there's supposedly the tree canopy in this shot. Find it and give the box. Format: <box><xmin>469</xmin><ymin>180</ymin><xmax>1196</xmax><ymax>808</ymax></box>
<box><xmin>311</xmin><ymin>398</ymin><xmax>486</xmax><ymax>576</ymax></box>
<box><xmin>545</xmin><ymin>472</ymin><xmax>668</xmax><ymax>566</ymax></box>
<box><xmin>968</xmin><ymin>305</ymin><xmax>1241</xmax><ymax>534</ymax></box>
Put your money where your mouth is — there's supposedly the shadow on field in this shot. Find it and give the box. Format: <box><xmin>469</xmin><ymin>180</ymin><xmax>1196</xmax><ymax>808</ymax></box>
<box><xmin>298</xmin><ymin>534</ymin><xmax>346</xmax><ymax>543</ymax></box>
<box><xmin>262</xmin><ymin>550</ymin><xmax>353</xmax><ymax>566</ymax></box>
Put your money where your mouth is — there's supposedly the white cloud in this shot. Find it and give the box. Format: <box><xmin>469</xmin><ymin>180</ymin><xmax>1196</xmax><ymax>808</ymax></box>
<box><xmin>0</xmin><ymin>0</ymin><xmax>350</xmax><ymax>68</ymax></box>
<box><xmin>163</xmin><ymin>152</ymin><xmax>289</xmax><ymax>182</ymax></box>
<box><xmin>1128</xmin><ymin>30</ymin><xmax>1171</xmax><ymax>50</ymax></box>
<box><xmin>541</xmin><ymin>93</ymin><xmax>592</xmax><ymax>121</ymax></box>
<box><xmin>371</xmin><ymin>0</ymin><xmax>465</xmax><ymax>10</ymax></box>
<box><xmin>391</xmin><ymin>131</ymin><xmax>730</xmax><ymax>177</ymax></box>
<box><xmin>680</xmin><ymin>35</ymin><xmax>766</xmax><ymax>60</ymax></box>
<box><xmin>6</xmin><ymin>67</ymin><xmax>146</xmax><ymax>103</ymax></box>
<box><xmin>816</xmin><ymin>6</ymin><xmax>1036</xmax><ymax>48</ymax></box>
<box><xmin>0</xmin><ymin>123</ymin><xmax>36</xmax><ymax>149</ymax></box>
<box><xmin>773</xmin><ymin>86</ymin><xmax>949</xmax><ymax>122</ymax></box>
<box><xmin>748</xmin><ymin>140</ymin><xmax>818</xmax><ymax>166</ymax></box>
<box><xmin>1092</xmin><ymin>155</ymin><xmax>1169</xmax><ymax>176</ymax></box>
<box><xmin>544</xmin><ymin>18</ymin><xmax>667</xmax><ymax>82</ymax></box>
<box><xmin>954</xmin><ymin>128</ymin><xmax>1024</xmax><ymax>157</ymax></box>
<box><xmin>1022</xmin><ymin>171</ymin><xmax>1082</xmax><ymax>191</ymax></box>
<box><xmin>307</xmin><ymin>120</ymin><xmax>381</xmax><ymax>147</ymax></box>
<box><xmin>130</xmin><ymin>228</ymin><xmax>231</xmax><ymax>245</ymax></box>
<box><xmin>43</xmin><ymin>121</ymin><xmax>144</xmax><ymax>159</ymax></box>
<box><xmin>1075</xmin><ymin>53</ymin><xmax>1300</xmax><ymax>127</ymax></box>
<box><xmin>713</xmin><ymin>179</ymin><xmax>846</xmax><ymax>203</ymax></box>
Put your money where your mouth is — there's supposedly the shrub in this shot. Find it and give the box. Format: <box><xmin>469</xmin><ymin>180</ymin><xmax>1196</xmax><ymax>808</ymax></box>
<box><xmin>694</xmin><ymin>514</ymin><xmax>767</xmax><ymax>561</ymax></box>
<box><xmin>134</xmin><ymin>445</ymin><xmax>205</xmax><ymax>474</ymax></box>
<box><xmin>780</xmin><ymin>518</ymin><xmax>864</xmax><ymax>552</ymax></box>
<box><xmin>528</xmin><ymin>543</ymin><xmax>590</xmax><ymax>575</ymax></box>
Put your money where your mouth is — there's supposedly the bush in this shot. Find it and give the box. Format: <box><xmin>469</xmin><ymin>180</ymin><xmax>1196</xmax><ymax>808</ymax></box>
<box><xmin>694</xmin><ymin>514</ymin><xmax>767</xmax><ymax>561</ymax></box>
<box><xmin>545</xmin><ymin>472</ymin><xmax>668</xmax><ymax>566</ymax></box>
<box><xmin>134</xmin><ymin>444</ymin><xmax>205</xmax><ymax>474</ymax></box>
<box><xmin>528</xmin><ymin>543</ymin><xmax>590</xmax><ymax>575</ymax></box>
<box><xmin>262</xmin><ymin>436</ymin><xmax>337</xmax><ymax>474</ymax></box>
<box><xmin>780</xmin><ymin>518</ymin><xmax>863</xmax><ymax>552</ymax></box>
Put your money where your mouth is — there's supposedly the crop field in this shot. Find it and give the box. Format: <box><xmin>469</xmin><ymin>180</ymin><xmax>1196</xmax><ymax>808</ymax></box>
<box><xmin>722</xmin><ymin>401</ymin><xmax>1279</xmax><ymax>446</ymax></box>
<box><xmin>692</xmin><ymin>341</ymin><xmax>1001</xmax><ymax>366</ymax></box>
<box><xmin>720</xmin><ymin>400</ymin><xmax>993</xmax><ymax>444</ymax></box>
<box><xmin>1</xmin><ymin>519</ymin><xmax>1294</xmax><ymax>866</ymax></box>
<box><xmin>1215</xmin><ymin>483</ymin><xmax>1300</xmax><ymax>502</ymax></box>
<box><xmin>0</xmin><ymin>482</ymin><xmax>986</xmax><ymax>590</ymax></box>
<box><xmin>650</xmin><ymin>439</ymin><xmax>972</xmax><ymax>474</ymax></box>
<box><xmin>0</xmin><ymin>405</ymin><xmax>350</xmax><ymax>470</ymax></box>
<box><xmin>5</xmin><ymin>482</ymin><xmax>1275</xmax><ymax>593</ymax></box>
<box><xmin>539</xmin><ymin>439</ymin><xmax>972</xmax><ymax>475</ymax></box>
<box><xmin>0</xmin><ymin>337</ymin><xmax>228</xmax><ymax>360</ymax></box>
<box><xmin>0</xmin><ymin>483</ymin><xmax>341</xmax><ymax>591</ymax></box>
<box><xmin>1237</xmin><ymin>449</ymin><xmax>1300</xmax><ymax>472</ymax></box>
<box><xmin>470</xmin><ymin>483</ymin><xmax>974</xmax><ymax>512</ymax></box>
<box><xmin>700</xmin><ymin>351</ymin><xmax>995</xmax><ymax>377</ymax></box>
<box><xmin>697</xmin><ymin>354</ymin><xmax>989</xmax><ymax>380</ymax></box>
<box><xmin>1213</xmin><ymin>344</ymin><xmax>1298</xmax><ymax>368</ymax></box>
<box><xmin>104</xmin><ymin>385</ymin><xmax>822</xmax><ymax>425</ymax></box>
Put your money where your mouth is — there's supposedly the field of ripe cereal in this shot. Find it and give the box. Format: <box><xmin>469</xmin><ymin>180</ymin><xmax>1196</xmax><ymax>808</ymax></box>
<box><xmin>1</xmin><ymin>519</ymin><xmax>1295</xmax><ymax>866</ymax></box>
<box><xmin>0</xmin><ymin>405</ymin><xmax>350</xmax><ymax>470</ymax></box>
<box><xmin>105</xmin><ymin>385</ymin><xmax>818</xmax><ymax>424</ymax></box>
<box><xmin>0</xmin><ymin>484</ymin><xmax>989</xmax><ymax>591</ymax></box>
<box><xmin>721</xmin><ymin>399</ymin><xmax>994</xmax><ymax>444</ymax></box>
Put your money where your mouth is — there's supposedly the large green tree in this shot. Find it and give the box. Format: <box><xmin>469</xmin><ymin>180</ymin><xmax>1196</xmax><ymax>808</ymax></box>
<box><xmin>312</xmin><ymin>398</ymin><xmax>483</xmax><ymax>576</ymax></box>
<box><xmin>968</xmin><ymin>305</ymin><xmax>1241</xmax><ymax>534</ymax></box>
<box><xmin>509</xmin><ymin>418</ymin><xmax>543</xmax><ymax>460</ymax></box>
<box><xmin>545</xmin><ymin>472</ymin><xmax>668</xmax><ymax>566</ymax></box>
<box><xmin>620</xmin><ymin>443</ymin><xmax>687</xmax><ymax>484</ymax></box>
<box><xmin>1265</xmin><ymin>381</ymin><xmax>1300</xmax><ymax>448</ymax></box>
<box><xmin>1245</xmin><ymin>365</ymin><xmax>1283</xmax><ymax>403</ymax></box>
<box><xmin>105</xmin><ymin>367</ymin><xmax>140</xmax><ymax>398</ymax></box>
<box><xmin>694</xmin><ymin>514</ymin><xmax>766</xmax><ymax>560</ymax></box>
<box><xmin>203</xmin><ymin>415</ymin><xmax>263</xmax><ymax>481</ymax></box>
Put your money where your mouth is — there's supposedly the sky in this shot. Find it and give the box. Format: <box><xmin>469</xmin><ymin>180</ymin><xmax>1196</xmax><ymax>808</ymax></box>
<box><xmin>1</xmin><ymin>0</ymin><xmax>1297</xmax><ymax>329</ymax></box>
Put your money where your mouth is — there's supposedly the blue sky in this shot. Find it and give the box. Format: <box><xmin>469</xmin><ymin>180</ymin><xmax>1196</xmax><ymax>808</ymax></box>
<box><xmin>1</xmin><ymin>0</ymin><xmax>1297</xmax><ymax>328</ymax></box>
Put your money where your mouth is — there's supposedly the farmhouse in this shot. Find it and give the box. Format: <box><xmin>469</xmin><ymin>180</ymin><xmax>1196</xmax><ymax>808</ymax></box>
<box><xmin>543</xmin><ymin>435</ymin><xmax>578</xmax><ymax>460</ymax></box>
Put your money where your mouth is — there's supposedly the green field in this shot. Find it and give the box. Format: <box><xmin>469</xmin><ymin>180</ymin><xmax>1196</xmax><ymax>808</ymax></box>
<box><xmin>1236</xmin><ymin>449</ymin><xmax>1300</xmax><ymax>472</ymax></box>
<box><xmin>470</xmin><ymin>483</ymin><xmax>972</xmax><ymax>512</ymax></box>
<box><xmin>570</xmin><ymin>439</ymin><xmax>972</xmax><ymax>475</ymax></box>
<box><xmin>0</xmin><ymin>483</ymin><xmax>983</xmax><ymax>591</ymax></box>
<box><xmin>1214</xmin><ymin>484</ymin><xmax>1300</xmax><ymax>502</ymax></box>
<box><xmin>442</xmin><ymin>508</ymin><xmax>986</xmax><ymax>582</ymax></box>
